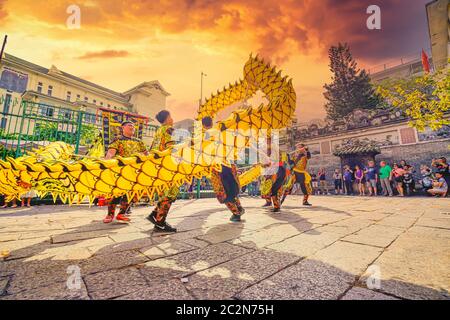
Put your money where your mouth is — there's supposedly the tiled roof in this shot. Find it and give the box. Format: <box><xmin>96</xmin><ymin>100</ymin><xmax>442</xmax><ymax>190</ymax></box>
<box><xmin>333</xmin><ymin>145</ymin><xmax>381</xmax><ymax>156</ymax></box>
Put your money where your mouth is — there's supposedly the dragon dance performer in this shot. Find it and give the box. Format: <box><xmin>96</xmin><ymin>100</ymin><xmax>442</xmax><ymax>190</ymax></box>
<box><xmin>260</xmin><ymin>173</ymin><xmax>273</xmax><ymax>207</ymax></box>
<box><xmin>289</xmin><ymin>143</ymin><xmax>313</xmax><ymax>206</ymax></box>
<box><xmin>202</xmin><ymin>117</ymin><xmax>244</xmax><ymax>222</ymax></box>
<box><xmin>103</xmin><ymin>121</ymin><xmax>148</xmax><ymax>223</ymax></box>
<box><xmin>269</xmin><ymin>153</ymin><xmax>288</xmax><ymax>213</ymax></box>
<box><xmin>280</xmin><ymin>154</ymin><xmax>296</xmax><ymax>205</ymax></box>
<box><xmin>146</xmin><ymin>110</ymin><xmax>178</xmax><ymax>233</ymax></box>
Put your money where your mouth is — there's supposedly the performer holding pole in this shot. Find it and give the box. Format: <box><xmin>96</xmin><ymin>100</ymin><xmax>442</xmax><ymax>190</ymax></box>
<box><xmin>280</xmin><ymin>154</ymin><xmax>296</xmax><ymax>205</ymax></box>
<box><xmin>291</xmin><ymin>143</ymin><xmax>313</xmax><ymax>206</ymax></box>
<box><xmin>103</xmin><ymin>121</ymin><xmax>148</xmax><ymax>223</ymax></box>
<box><xmin>202</xmin><ymin>116</ymin><xmax>244</xmax><ymax>222</ymax></box>
<box><xmin>269</xmin><ymin>152</ymin><xmax>288</xmax><ymax>213</ymax></box>
<box><xmin>146</xmin><ymin>110</ymin><xmax>178</xmax><ymax>233</ymax></box>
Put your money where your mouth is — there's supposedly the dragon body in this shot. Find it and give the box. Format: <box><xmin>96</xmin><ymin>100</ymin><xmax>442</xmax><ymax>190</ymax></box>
<box><xmin>0</xmin><ymin>54</ymin><xmax>296</xmax><ymax>204</ymax></box>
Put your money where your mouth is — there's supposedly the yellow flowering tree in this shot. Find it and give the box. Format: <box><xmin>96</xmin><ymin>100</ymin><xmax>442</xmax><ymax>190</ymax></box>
<box><xmin>376</xmin><ymin>64</ymin><xmax>449</xmax><ymax>132</ymax></box>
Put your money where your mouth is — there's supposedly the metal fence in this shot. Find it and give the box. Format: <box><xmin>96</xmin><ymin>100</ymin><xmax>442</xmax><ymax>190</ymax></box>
<box><xmin>0</xmin><ymin>94</ymin><xmax>158</xmax><ymax>159</ymax></box>
<box><xmin>0</xmin><ymin>95</ymin><xmax>232</xmax><ymax>200</ymax></box>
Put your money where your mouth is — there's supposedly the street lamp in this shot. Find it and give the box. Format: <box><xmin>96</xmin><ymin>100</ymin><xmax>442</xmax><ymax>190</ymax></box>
<box><xmin>196</xmin><ymin>71</ymin><xmax>208</xmax><ymax>199</ymax></box>
<box><xmin>0</xmin><ymin>35</ymin><xmax>8</xmax><ymax>64</ymax></box>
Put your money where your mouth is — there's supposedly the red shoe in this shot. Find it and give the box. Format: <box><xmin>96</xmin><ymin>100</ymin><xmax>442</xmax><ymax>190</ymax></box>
<box><xmin>116</xmin><ymin>214</ymin><xmax>130</xmax><ymax>222</ymax></box>
<box><xmin>103</xmin><ymin>215</ymin><xmax>114</xmax><ymax>223</ymax></box>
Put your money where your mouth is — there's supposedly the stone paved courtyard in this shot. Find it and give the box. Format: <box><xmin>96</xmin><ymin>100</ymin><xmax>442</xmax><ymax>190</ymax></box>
<box><xmin>0</xmin><ymin>196</ymin><xmax>449</xmax><ymax>300</ymax></box>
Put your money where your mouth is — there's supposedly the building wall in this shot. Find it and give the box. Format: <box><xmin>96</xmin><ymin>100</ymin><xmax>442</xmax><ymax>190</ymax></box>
<box><xmin>306</xmin><ymin>139</ymin><xmax>450</xmax><ymax>180</ymax></box>
<box><xmin>129</xmin><ymin>88</ymin><xmax>167</xmax><ymax>121</ymax></box>
<box><xmin>0</xmin><ymin>63</ymin><xmax>130</xmax><ymax>112</ymax></box>
<box><xmin>298</xmin><ymin>114</ymin><xmax>450</xmax><ymax>180</ymax></box>
<box><xmin>426</xmin><ymin>0</ymin><xmax>449</xmax><ymax>71</ymax></box>
<box><xmin>376</xmin><ymin>140</ymin><xmax>450</xmax><ymax>173</ymax></box>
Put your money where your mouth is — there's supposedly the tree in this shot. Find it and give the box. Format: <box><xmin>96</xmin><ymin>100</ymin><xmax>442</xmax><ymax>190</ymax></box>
<box><xmin>376</xmin><ymin>64</ymin><xmax>449</xmax><ymax>132</ymax></box>
<box><xmin>323</xmin><ymin>43</ymin><xmax>380</xmax><ymax>121</ymax></box>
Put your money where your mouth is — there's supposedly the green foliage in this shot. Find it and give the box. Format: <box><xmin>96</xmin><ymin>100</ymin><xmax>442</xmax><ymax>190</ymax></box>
<box><xmin>323</xmin><ymin>43</ymin><xmax>381</xmax><ymax>121</ymax></box>
<box><xmin>377</xmin><ymin>64</ymin><xmax>450</xmax><ymax>132</ymax></box>
<box><xmin>0</xmin><ymin>144</ymin><xmax>16</xmax><ymax>159</ymax></box>
<box><xmin>80</xmin><ymin>124</ymin><xmax>100</xmax><ymax>146</ymax></box>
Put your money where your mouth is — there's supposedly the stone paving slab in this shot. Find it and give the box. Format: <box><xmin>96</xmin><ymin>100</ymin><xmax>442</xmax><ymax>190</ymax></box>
<box><xmin>0</xmin><ymin>196</ymin><xmax>449</xmax><ymax>300</ymax></box>
<box><xmin>229</xmin><ymin>221</ymin><xmax>319</xmax><ymax>249</ymax></box>
<box><xmin>185</xmin><ymin>249</ymin><xmax>300</xmax><ymax>299</ymax></box>
<box><xmin>141</xmin><ymin>243</ymin><xmax>252</xmax><ymax>280</ymax></box>
<box><xmin>79</xmin><ymin>250</ymin><xmax>149</xmax><ymax>275</ymax></box>
<box><xmin>138</xmin><ymin>240</ymin><xmax>197</xmax><ymax>260</ymax></box>
<box><xmin>266</xmin><ymin>231</ymin><xmax>342</xmax><ymax>257</ymax></box>
<box><xmin>0</xmin><ymin>280</ymin><xmax>89</xmax><ymax>300</ymax></box>
<box><xmin>341</xmin><ymin>287</ymin><xmax>399</xmax><ymax>300</ymax></box>
<box><xmin>236</xmin><ymin>259</ymin><xmax>355</xmax><ymax>300</ymax></box>
<box><xmin>359</xmin><ymin>225</ymin><xmax>450</xmax><ymax>300</ymax></box>
<box><xmin>84</xmin><ymin>267</ymin><xmax>149</xmax><ymax>299</ymax></box>
<box><xmin>341</xmin><ymin>224</ymin><xmax>405</xmax><ymax>248</ymax></box>
<box><xmin>115</xmin><ymin>279</ymin><xmax>194</xmax><ymax>300</ymax></box>
<box><xmin>309</xmin><ymin>241</ymin><xmax>383</xmax><ymax>275</ymax></box>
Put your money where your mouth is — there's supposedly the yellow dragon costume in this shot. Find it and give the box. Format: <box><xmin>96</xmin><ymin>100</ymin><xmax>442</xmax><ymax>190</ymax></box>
<box><xmin>0</xmin><ymin>54</ymin><xmax>296</xmax><ymax>204</ymax></box>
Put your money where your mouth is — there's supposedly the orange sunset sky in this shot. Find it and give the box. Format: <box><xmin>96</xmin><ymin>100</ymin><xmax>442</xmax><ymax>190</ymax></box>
<box><xmin>0</xmin><ymin>0</ymin><xmax>431</xmax><ymax>122</ymax></box>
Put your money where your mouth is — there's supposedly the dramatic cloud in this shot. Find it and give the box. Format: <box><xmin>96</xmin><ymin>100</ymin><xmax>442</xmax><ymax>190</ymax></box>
<box><xmin>0</xmin><ymin>0</ymin><xmax>7</xmax><ymax>23</ymax></box>
<box><xmin>0</xmin><ymin>0</ymin><xmax>432</xmax><ymax>122</ymax></box>
<box><xmin>77</xmin><ymin>50</ymin><xmax>130</xmax><ymax>60</ymax></box>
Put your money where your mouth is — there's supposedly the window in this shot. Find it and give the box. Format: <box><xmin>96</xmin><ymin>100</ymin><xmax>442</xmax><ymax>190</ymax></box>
<box><xmin>39</xmin><ymin>105</ymin><xmax>54</xmax><ymax>117</ymax></box>
<box><xmin>107</xmin><ymin>104</ymin><xmax>111</xmax><ymax>108</ymax></box>
<box><xmin>84</xmin><ymin>97</ymin><xmax>88</xmax><ymax>102</ymax></box>
<box><xmin>3</xmin><ymin>94</ymin><xmax>11</xmax><ymax>114</ymax></box>
<box><xmin>100</xmin><ymin>102</ymin><xmax>103</xmax><ymax>106</ymax></box>
<box><xmin>37</xmin><ymin>82</ymin><xmax>43</xmax><ymax>93</ymax></box>
<box><xmin>93</xmin><ymin>99</ymin><xmax>97</xmax><ymax>104</ymax></box>
<box><xmin>62</xmin><ymin>110</ymin><xmax>72</xmax><ymax>120</ymax></box>
<box><xmin>0</xmin><ymin>118</ymin><xmax>7</xmax><ymax>129</ymax></box>
<box><xmin>47</xmin><ymin>85</ymin><xmax>53</xmax><ymax>96</ymax></box>
<box><xmin>66</xmin><ymin>91</ymin><xmax>71</xmax><ymax>102</ymax></box>
<box><xmin>76</xmin><ymin>94</ymin><xmax>81</xmax><ymax>100</ymax></box>
<box><xmin>84</xmin><ymin>114</ymin><xmax>96</xmax><ymax>124</ymax></box>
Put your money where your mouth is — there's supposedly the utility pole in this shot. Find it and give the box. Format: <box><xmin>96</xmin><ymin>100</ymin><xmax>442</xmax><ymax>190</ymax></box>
<box><xmin>0</xmin><ymin>35</ymin><xmax>7</xmax><ymax>64</ymax></box>
<box><xmin>199</xmin><ymin>71</ymin><xmax>207</xmax><ymax>106</ymax></box>
<box><xmin>196</xmin><ymin>71</ymin><xmax>207</xmax><ymax>199</ymax></box>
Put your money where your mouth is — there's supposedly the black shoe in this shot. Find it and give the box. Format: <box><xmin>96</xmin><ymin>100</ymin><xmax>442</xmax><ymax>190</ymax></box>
<box><xmin>303</xmin><ymin>201</ymin><xmax>312</xmax><ymax>206</ymax></box>
<box><xmin>262</xmin><ymin>202</ymin><xmax>272</xmax><ymax>207</ymax></box>
<box><xmin>147</xmin><ymin>210</ymin><xmax>158</xmax><ymax>225</ymax></box>
<box><xmin>230</xmin><ymin>214</ymin><xmax>241</xmax><ymax>222</ymax></box>
<box><xmin>153</xmin><ymin>221</ymin><xmax>177</xmax><ymax>233</ymax></box>
<box><xmin>272</xmin><ymin>208</ymin><xmax>281</xmax><ymax>213</ymax></box>
<box><xmin>238</xmin><ymin>206</ymin><xmax>245</xmax><ymax>215</ymax></box>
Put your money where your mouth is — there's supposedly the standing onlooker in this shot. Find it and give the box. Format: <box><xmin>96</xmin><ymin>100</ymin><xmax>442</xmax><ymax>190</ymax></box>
<box><xmin>399</xmin><ymin>160</ymin><xmax>408</xmax><ymax>168</ymax></box>
<box><xmin>310</xmin><ymin>171</ymin><xmax>318</xmax><ymax>195</ymax></box>
<box><xmin>333</xmin><ymin>169</ymin><xmax>343</xmax><ymax>195</ymax></box>
<box><xmin>364</xmin><ymin>160</ymin><xmax>378</xmax><ymax>196</ymax></box>
<box><xmin>402</xmin><ymin>165</ymin><xmax>415</xmax><ymax>196</ymax></box>
<box><xmin>432</xmin><ymin>157</ymin><xmax>450</xmax><ymax>196</ymax></box>
<box><xmin>392</xmin><ymin>163</ymin><xmax>405</xmax><ymax>196</ymax></box>
<box><xmin>354</xmin><ymin>165</ymin><xmax>365</xmax><ymax>196</ymax></box>
<box><xmin>343</xmin><ymin>165</ymin><xmax>354</xmax><ymax>195</ymax></box>
<box><xmin>379</xmin><ymin>161</ymin><xmax>393</xmax><ymax>196</ymax></box>
<box><xmin>318</xmin><ymin>168</ymin><xmax>328</xmax><ymax>195</ymax></box>
<box><xmin>427</xmin><ymin>172</ymin><xmax>448</xmax><ymax>197</ymax></box>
